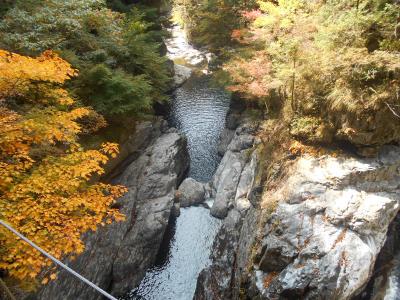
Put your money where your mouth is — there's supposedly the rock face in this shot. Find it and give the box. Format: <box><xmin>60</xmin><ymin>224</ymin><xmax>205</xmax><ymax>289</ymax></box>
<box><xmin>196</xmin><ymin>145</ymin><xmax>400</xmax><ymax>300</ymax></box>
<box><xmin>176</xmin><ymin>177</ymin><xmax>205</xmax><ymax>207</ymax></box>
<box><xmin>210</xmin><ymin>151</ymin><xmax>246</xmax><ymax>218</ymax></box>
<box><xmin>194</xmin><ymin>107</ymin><xmax>261</xmax><ymax>299</ymax></box>
<box><xmin>171</xmin><ymin>64</ymin><xmax>192</xmax><ymax>89</ymax></box>
<box><xmin>217</xmin><ymin>128</ymin><xmax>235</xmax><ymax>156</ymax></box>
<box><xmin>210</xmin><ymin>122</ymin><xmax>258</xmax><ymax>219</ymax></box>
<box><xmin>102</xmin><ymin>118</ymin><xmax>168</xmax><ymax>180</ymax></box>
<box><xmin>252</xmin><ymin>147</ymin><xmax>400</xmax><ymax>299</ymax></box>
<box><xmin>195</xmin><ymin>149</ymin><xmax>260</xmax><ymax>300</ymax></box>
<box><xmin>37</xmin><ymin>124</ymin><xmax>189</xmax><ymax>300</ymax></box>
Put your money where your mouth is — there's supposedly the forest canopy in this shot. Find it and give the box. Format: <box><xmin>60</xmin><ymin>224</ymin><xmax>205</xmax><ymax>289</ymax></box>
<box><xmin>217</xmin><ymin>0</ymin><xmax>400</xmax><ymax>147</ymax></box>
<box><xmin>0</xmin><ymin>0</ymin><xmax>171</xmax><ymax>116</ymax></box>
<box><xmin>0</xmin><ymin>0</ymin><xmax>169</xmax><ymax>288</ymax></box>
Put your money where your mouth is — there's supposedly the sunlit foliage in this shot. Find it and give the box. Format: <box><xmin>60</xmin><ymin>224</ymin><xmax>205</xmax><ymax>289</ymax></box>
<box><xmin>173</xmin><ymin>0</ymin><xmax>258</xmax><ymax>51</ymax></box>
<box><xmin>0</xmin><ymin>50</ymin><xmax>126</xmax><ymax>283</ymax></box>
<box><xmin>223</xmin><ymin>0</ymin><xmax>400</xmax><ymax>146</ymax></box>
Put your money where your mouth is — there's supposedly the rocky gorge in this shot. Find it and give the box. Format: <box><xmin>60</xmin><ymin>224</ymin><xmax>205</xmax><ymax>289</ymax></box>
<box><xmin>33</xmin><ymin>12</ymin><xmax>400</xmax><ymax>300</ymax></box>
<box><xmin>34</xmin><ymin>77</ymin><xmax>400</xmax><ymax>300</ymax></box>
<box><xmin>194</xmin><ymin>141</ymin><xmax>400</xmax><ymax>299</ymax></box>
<box><xmin>35</xmin><ymin>119</ymin><xmax>189</xmax><ymax>299</ymax></box>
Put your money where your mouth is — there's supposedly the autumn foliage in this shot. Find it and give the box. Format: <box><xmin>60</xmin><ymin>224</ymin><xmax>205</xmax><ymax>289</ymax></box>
<box><xmin>0</xmin><ymin>50</ymin><xmax>126</xmax><ymax>283</ymax></box>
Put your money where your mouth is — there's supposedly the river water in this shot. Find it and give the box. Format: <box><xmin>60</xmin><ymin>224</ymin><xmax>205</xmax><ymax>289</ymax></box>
<box><xmin>128</xmin><ymin>26</ymin><xmax>229</xmax><ymax>300</ymax></box>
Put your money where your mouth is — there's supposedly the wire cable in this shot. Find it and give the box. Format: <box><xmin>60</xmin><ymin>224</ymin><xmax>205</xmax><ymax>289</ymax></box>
<box><xmin>0</xmin><ymin>219</ymin><xmax>118</xmax><ymax>300</ymax></box>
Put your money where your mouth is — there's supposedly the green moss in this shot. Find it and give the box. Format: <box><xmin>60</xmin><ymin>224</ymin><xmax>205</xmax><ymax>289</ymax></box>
<box><xmin>290</xmin><ymin>116</ymin><xmax>334</xmax><ymax>144</ymax></box>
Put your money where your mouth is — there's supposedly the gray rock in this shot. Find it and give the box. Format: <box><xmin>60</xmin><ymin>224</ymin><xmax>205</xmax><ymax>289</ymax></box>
<box><xmin>228</xmin><ymin>134</ymin><xmax>254</xmax><ymax>152</ymax></box>
<box><xmin>204</xmin><ymin>182</ymin><xmax>214</xmax><ymax>199</ymax></box>
<box><xmin>210</xmin><ymin>151</ymin><xmax>246</xmax><ymax>218</ymax></box>
<box><xmin>211</xmin><ymin>121</ymin><xmax>258</xmax><ymax>219</ymax></box>
<box><xmin>102</xmin><ymin>118</ymin><xmax>167</xmax><ymax>180</ymax></box>
<box><xmin>234</xmin><ymin>152</ymin><xmax>257</xmax><ymax>215</ymax></box>
<box><xmin>194</xmin><ymin>209</ymin><xmax>243</xmax><ymax>300</ymax></box>
<box><xmin>223</xmin><ymin>121</ymin><xmax>258</xmax><ymax>154</ymax></box>
<box><xmin>177</xmin><ymin>177</ymin><xmax>206</xmax><ymax>207</ymax></box>
<box><xmin>194</xmin><ymin>152</ymin><xmax>260</xmax><ymax>299</ymax></box>
<box><xmin>37</xmin><ymin>128</ymin><xmax>189</xmax><ymax>300</ymax></box>
<box><xmin>253</xmin><ymin>146</ymin><xmax>400</xmax><ymax>299</ymax></box>
<box><xmin>172</xmin><ymin>64</ymin><xmax>192</xmax><ymax>89</ymax></box>
<box><xmin>194</xmin><ymin>119</ymin><xmax>261</xmax><ymax>299</ymax></box>
<box><xmin>171</xmin><ymin>202</ymin><xmax>181</xmax><ymax>217</ymax></box>
<box><xmin>197</xmin><ymin>145</ymin><xmax>400</xmax><ymax>300</ymax></box>
<box><xmin>217</xmin><ymin>128</ymin><xmax>235</xmax><ymax>156</ymax></box>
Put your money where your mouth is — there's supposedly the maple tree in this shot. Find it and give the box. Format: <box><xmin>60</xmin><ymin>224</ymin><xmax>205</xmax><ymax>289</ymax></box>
<box><xmin>220</xmin><ymin>0</ymin><xmax>400</xmax><ymax>146</ymax></box>
<box><xmin>0</xmin><ymin>50</ymin><xmax>126</xmax><ymax>284</ymax></box>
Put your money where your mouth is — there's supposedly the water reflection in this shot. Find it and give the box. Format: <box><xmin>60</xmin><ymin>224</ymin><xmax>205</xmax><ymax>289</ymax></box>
<box><xmin>130</xmin><ymin>74</ymin><xmax>229</xmax><ymax>300</ymax></box>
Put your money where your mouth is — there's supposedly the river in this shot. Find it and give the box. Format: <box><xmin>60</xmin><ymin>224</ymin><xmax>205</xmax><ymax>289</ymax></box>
<box><xmin>128</xmin><ymin>25</ymin><xmax>229</xmax><ymax>300</ymax></box>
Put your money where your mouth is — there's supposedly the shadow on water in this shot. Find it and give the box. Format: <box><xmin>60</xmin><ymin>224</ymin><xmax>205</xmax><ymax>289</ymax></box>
<box><xmin>153</xmin><ymin>213</ymin><xmax>178</xmax><ymax>268</ymax></box>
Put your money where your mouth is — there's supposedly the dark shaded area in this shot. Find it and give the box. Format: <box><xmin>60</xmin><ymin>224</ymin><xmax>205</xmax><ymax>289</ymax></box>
<box><xmin>353</xmin><ymin>213</ymin><xmax>400</xmax><ymax>300</ymax></box>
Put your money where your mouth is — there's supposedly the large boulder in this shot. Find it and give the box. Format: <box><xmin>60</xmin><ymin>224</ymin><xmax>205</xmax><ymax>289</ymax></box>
<box><xmin>252</xmin><ymin>146</ymin><xmax>400</xmax><ymax>299</ymax></box>
<box><xmin>194</xmin><ymin>152</ymin><xmax>260</xmax><ymax>299</ymax></box>
<box><xmin>210</xmin><ymin>151</ymin><xmax>246</xmax><ymax>218</ymax></box>
<box><xmin>37</xmin><ymin>127</ymin><xmax>189</xmax><ymax>300</ymax></box>
<box><xmin>176</xmin><ymin>177</ymin><xmax>206</xmax><ymax>207</ymax></box>
<box><xmin>210</xmin><ymin>121</ymin><xmax>259</xmax><ymax>219</ymax></box>
<box><xmin>171</xmin><ymin>64</ymin><xmax>192</xmax><ymax>89</ymax></box>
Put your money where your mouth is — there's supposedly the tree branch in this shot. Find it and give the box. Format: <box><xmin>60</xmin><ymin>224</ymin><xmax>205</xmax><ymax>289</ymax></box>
<box><xmin>385</xmin><ymin>102</ymin><xmax>400</xmax><ymax>119</ymax></box>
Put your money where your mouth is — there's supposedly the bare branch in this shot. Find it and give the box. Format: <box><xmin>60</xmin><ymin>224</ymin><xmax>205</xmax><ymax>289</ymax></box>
<box><xmin>385</xmin><ymin>102</ymin><xmax>400</xmax><ymax>119</ymax></box>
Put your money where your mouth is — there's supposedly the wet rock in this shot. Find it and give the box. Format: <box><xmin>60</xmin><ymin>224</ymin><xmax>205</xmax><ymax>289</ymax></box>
<box><xmin>37</xmin><ymin>127</ymin><xmax>189</xmax><ymax>300</ymax></box>
<box><xmin>177</xmin><ymin>177</ymin><xmax>206</xmax><ymax>207</ymax></box>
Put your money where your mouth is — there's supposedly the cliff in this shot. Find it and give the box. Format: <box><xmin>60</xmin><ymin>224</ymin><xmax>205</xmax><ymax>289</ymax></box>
<box><xmin>36</xmin><ymin>119</ymin><xmax>189</xmax><ymax>299</ymax></box>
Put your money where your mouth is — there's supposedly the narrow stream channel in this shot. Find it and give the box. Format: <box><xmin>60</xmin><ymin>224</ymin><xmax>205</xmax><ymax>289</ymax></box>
<box><xmin>128</xmin><ymin>25</ymin><xmax>230</xmax><ymax>300</ymax></box>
